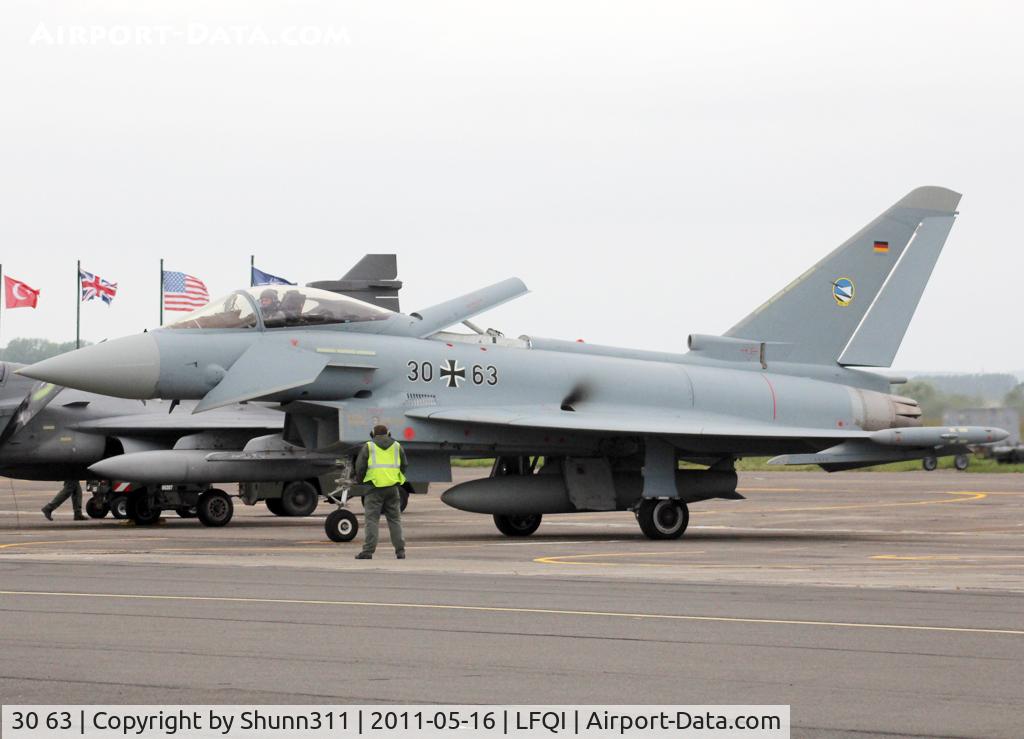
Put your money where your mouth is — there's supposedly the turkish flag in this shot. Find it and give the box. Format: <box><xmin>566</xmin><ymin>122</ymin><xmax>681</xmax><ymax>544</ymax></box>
<box><xmin>4</xmin><ymin>275</ymin><xmax>40</xmax><ymax>308</ymax></box>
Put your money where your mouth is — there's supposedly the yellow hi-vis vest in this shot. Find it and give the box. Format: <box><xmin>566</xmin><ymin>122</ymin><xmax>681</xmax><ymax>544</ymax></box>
<box><xmin>363</xmin><ymin>440</ymin><xmax>406</xmax><ymax>487</ymax></box>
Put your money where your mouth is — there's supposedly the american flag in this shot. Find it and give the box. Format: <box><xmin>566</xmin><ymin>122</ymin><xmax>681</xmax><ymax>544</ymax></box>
<box><xmin>79</xmin><ymin>268</ymin><xmax>117</xmax><ymax>305</ymax></box>
<box><xmin>162</xmin><ymin>270</ymin><xmax>209</xmax><ymax>312</ymax></box>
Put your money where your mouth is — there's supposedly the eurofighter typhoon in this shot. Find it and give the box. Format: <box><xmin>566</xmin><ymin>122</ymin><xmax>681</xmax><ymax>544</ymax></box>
<box><xmin>20</xmin><ymin>187</ymin><xmax>1006</xmax><ymax>541</ymax></box>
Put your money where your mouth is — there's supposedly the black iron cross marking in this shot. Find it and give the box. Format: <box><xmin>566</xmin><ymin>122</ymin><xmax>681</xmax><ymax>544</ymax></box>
<box><xmin>440</xmin><ymin>359</ymin><xmax>466</xmax><ymax>388</ymax></box>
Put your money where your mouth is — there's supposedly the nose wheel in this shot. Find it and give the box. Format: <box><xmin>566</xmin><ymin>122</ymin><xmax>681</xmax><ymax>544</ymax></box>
<box><xmin>323</xmin><ymin>473</ymin><xmax>360</xmax><ymax>543</ymax></box>
<box><xmin>325</xmin><ymin>509</ymin><xmax>359</xmax><ymax>542</ymax></box>
<box><xmin>636</xmin><ymin>499</ymin><xmax>689</xmax><ymax>540</ymax></box>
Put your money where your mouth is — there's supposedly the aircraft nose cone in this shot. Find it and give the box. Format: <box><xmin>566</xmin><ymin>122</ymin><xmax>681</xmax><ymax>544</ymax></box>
<box><xmin>17</xmin><ymin>333</ymin><xmax>160</xmax><ymax>398</ymax></box>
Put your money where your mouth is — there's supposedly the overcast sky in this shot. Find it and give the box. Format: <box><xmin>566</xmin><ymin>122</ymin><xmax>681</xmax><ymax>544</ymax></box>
<box><xmin>1</xmin><ymin>1</ymin><xmax>1022</xmax><ymax>372</ymax></box>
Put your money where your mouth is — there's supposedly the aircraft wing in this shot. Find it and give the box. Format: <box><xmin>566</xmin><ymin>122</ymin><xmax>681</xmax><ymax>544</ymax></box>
<box><xmin>74</xmin><ymin>409</ymin><xmax>284</xmax><ymax>435</ymax></box>
<box><xmin>406</xmin><ymin>406</ymin><xmax>1005</xmax><ymax>471</ymax></box>
<box><xmin>404</xmin><ymin>405</ymin><xmax>870</xmax><ymax>441</ymax></box>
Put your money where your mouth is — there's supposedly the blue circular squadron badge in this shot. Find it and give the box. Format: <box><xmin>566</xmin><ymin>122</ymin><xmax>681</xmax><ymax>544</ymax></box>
<box><xmin>832</xmin><ymin>277</ymin><xmax>855</xmax><ymax>306</ymax></box>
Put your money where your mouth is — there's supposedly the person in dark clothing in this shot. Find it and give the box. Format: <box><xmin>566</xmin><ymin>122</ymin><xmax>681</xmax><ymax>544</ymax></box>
<box><xmin>353</xmin><ymin>424</ymin><xmax>408</xmax><ymax>559</ymax></box>
<box><xmin>42</xmin><ymin>479</ymin><xmax>86</xmax><ymax>521</ymax></box>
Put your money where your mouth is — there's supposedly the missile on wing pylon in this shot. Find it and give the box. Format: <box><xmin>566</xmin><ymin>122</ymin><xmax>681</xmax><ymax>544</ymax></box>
<box><xmin>870</xmin><ymin>426</ymin><xmax>1006</xmax><ymax>447</ymax></box>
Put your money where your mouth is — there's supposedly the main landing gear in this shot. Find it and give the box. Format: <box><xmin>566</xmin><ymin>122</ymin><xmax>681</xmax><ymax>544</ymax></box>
<box><xmin>85</xmin><ymin>496</ymin><xmax>108</xmax><ymax>519</ymax></box>
<box><xmin>493</xmin><ymin>513</ymin><xmax>542</xmax><ymax>537</ymax></box>
<box><xmin>635</xmin><ymin>499</ymin><xmax>689</xmax><ymax>540</ymax></box>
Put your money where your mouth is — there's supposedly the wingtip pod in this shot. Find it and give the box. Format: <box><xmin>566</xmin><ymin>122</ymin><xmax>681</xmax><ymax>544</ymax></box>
<box><xmin>895</xmin><ymin>186</ymin><xmax>962</xmax><ymax>214</ymax></box>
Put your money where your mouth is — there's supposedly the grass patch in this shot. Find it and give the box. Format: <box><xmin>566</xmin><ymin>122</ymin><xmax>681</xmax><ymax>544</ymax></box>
<box><xmin>451</xmin><ymin>458</ymin><xmax>495</xmax><ymax>468</ymax></box>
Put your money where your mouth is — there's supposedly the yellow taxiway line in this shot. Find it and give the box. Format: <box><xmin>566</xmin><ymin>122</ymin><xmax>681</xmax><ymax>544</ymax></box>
<box><xmin>0</xmin><ymin>537</ymin><xmax>167</xmax><ymax>550</ymax></box>
<box><xmin>697</xmin><ymin>490</ymin><xmax>987</xmax><ymax>515</ymax></box>
<box><xmin>534</xmin><ymin>551</ymin><xmax>706</xmax><ymax>567</ymax></box>
<box><xmin>0</xmin><ymin>589</ymin><xmax>1020</xmax><ymax>636</ymax></box>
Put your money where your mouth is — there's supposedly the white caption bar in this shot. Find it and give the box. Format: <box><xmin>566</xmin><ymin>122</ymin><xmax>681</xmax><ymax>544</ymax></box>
<box><xmin>3</xmin><ymin>705</ymin><xmax>789</xmax><ymax>738</ymax></box>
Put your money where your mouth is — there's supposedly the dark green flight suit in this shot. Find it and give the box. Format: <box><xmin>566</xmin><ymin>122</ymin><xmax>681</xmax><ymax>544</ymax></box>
<box><xmin>42</xmin><ymin>480</ymin><xmax>84</xmax><ymax>520</ymax></box>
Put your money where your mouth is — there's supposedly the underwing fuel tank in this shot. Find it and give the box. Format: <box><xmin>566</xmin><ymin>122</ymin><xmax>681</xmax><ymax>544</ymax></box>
<box><xmin>441</xmin><ymin>470</ymin><xmax>739</xmax><ymax>516</ymax></box>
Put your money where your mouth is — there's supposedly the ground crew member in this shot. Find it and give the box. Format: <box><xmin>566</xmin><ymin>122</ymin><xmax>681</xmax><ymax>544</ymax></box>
<box><xmin>354</xmin><ymin>424</ymin><xmax>407</xmax><ymax>559</ymax></box>
<box><xmin>41</xmin><ymin>479</ymin><xmax>85</xmax><ymax>521</ymax></box>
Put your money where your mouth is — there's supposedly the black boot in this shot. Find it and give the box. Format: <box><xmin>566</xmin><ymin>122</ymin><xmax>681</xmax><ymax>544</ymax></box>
<box><xmin>41</xmin><ymin>507</ymin><xmax>53</xmax><ymax>521</ymax></box>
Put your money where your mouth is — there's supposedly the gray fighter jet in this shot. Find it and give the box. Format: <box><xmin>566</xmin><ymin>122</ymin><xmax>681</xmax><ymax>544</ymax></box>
<box><xmin>0</xmin><ymin>362</ymin><xmax>285</xmax><ymax>523</ymax></box>
<box><xmin>20</xmin><ymin>187</ymin><xmax>1008</xmax><ymax>542</ymax></box>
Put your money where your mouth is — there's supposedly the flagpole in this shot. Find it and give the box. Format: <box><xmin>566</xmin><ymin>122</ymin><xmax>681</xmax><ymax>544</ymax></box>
<box><xmin>159</xmin><ymin>258</ymin><xmax>164</xmax><ymax>327</ymax></box>
<box><xmin>75</xmin><ymin>259</ymin><xmax>81</xmax><ymax>349</ymax></box>
<box><xmin>250</xmin><ymin>254</ymin><xmax>254</xmax><ymax>287</ymax></box>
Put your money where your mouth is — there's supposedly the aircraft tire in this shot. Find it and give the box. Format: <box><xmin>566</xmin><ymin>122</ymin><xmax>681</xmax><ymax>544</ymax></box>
<box><xmin>126</xmin><ymin>493</ymin><xmax>162</xmax><ymax>526</ymax></box>
<box><xmin>109</xmin><ymin>495</ymin><xmax>128</xmax><ymax>519</ymax></box>
<box><xmin>265</xmin><ymin>498</ymin><xmax>287</xmax><ymax>516</ymax></box>
<box><xmin>280</xmin><ymin>481</ymin><xmax>319</xmax><ymax>517</ymax></box>
<box><xmin>636</xmin><ymin>499</ymin><xmax>688</xmax><ymax>540</ymax></box>
<box><xmin>493</xmin><ymin>513</ymin><xmax>542</xmax><ymax>537</ymax></box>
<box><xmin>922</xmin><ymin>456</ymin><xmax>938</xmax><ymax>472</ymax></box>
<box><xmin>175</xmin><ymin>506</ymin><xmax>198</xmax><ymax>518</ymax></box>
<box><xmin>85</xmin><ymin>497</ymin><xmax>109</xmax><ymax>519</ymax></box>
<box><xmin>325</xmin><ymin>508</ymin><xmax>359</xmax><ymax>542</ymax></box>
<box><xmin>954</xmin><ymin>454</ymin><xmax>970</xmax><ymax>471</ymax></box>
<box><xmin>197</xmin><ymin>489</ymin><xmax>233</xmax><ymax>527</ymax></box>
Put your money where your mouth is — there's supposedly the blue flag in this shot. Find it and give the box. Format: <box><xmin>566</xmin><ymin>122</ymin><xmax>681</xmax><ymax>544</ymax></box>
<box><xmin>251</xmin><ymin>266</ymin><xmax>295</xmax><ymax>286</ymax></box>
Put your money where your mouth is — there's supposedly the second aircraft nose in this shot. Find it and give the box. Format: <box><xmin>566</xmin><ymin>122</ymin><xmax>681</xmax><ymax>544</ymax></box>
<box><xmin>17</xmin><ymin>333</ymin><xmax>160</xmax><ymax>398</ymax></box>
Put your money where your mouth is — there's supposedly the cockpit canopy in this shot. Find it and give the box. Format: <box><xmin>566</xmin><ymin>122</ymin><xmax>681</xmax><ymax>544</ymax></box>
<box><xmin>163</xmin><ymin>286</ymin><xmax>394</xmax><ymax>330</ymax></box>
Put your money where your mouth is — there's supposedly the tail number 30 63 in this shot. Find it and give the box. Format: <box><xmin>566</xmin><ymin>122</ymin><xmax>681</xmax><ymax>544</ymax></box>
<box><xmin>407</xmin><ymin>361</ymin><xmax>498</xmax><ymax>387</ymax></box>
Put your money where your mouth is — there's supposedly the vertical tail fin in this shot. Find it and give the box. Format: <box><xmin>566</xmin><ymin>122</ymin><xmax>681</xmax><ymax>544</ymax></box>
<box><xmin>725</xmin><ymin>186</ymin><xmax>961</xmax><ymax>366</ymax></box>
<box><xmin>306</xmin><ymin>254</ymin><xmax>403</xmax><ymax>311</ymax></box>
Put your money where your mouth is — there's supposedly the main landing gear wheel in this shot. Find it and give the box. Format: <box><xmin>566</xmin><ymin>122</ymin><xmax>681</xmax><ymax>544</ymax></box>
<box><xmin>922</xmin><ymin>456</ymin><xmax>938</xmax><ymax>472</ymax></box>
<box><xmin>954</xmin><ymin>454</ymin><xmax>970</xmax><ymax>471</ymax></box>
<box><xmin>265</xmin><ymin>498</ymin><xmax>286</xmax><ymax>516</ymax></box>
<box><xmin>196</xmin><ymin>489</ymin><xmax>233</xmax><ymax>527</ymax></box>
<box><xmin>110</xmin><ymin>495</ymin><xmax>128</xmax><ymax>519</ymax></box>
<box><xmin>126</xmin><ymin>493</ymin><xmax>161</xmax><ymax>526</ymax></box>
<box><xmin>636</xmin><ymin>499</ymin><xmax>689</xmax><ymax>540</ymax></box>
<box><xmin>85</xmin><ymin>497</ymin><xmax>109</xmax><ymax>519</ymax></box>
<box><xmin>280</xmin><ymin>480</ymin><xmax>319</xmax><ymax>517</ymax></box>
<box><xmin>175</xmin><ymin>506</ymin><xmax>198</xmax><ymax>518</ymax></box>
<box><xmin>325</xmin><ymin>509</ymin><xmax>359</xmax><ymax>542</ymax></box>
<box><xmin>493</xmin><ymin>513</ymin><xmax>542</xmax><ymax>537</ymax></box>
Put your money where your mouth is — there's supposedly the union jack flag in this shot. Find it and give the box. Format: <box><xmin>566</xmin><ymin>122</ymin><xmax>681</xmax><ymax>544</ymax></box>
<box><xmin>79</xmin><ymin>268</ymin><xmax>117</xmax><ymax>305</ymax></box>
<box><xmin>162</xmin><ymin>270</ymin><xmax>210</xmax><ymax>312</ymax></box>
